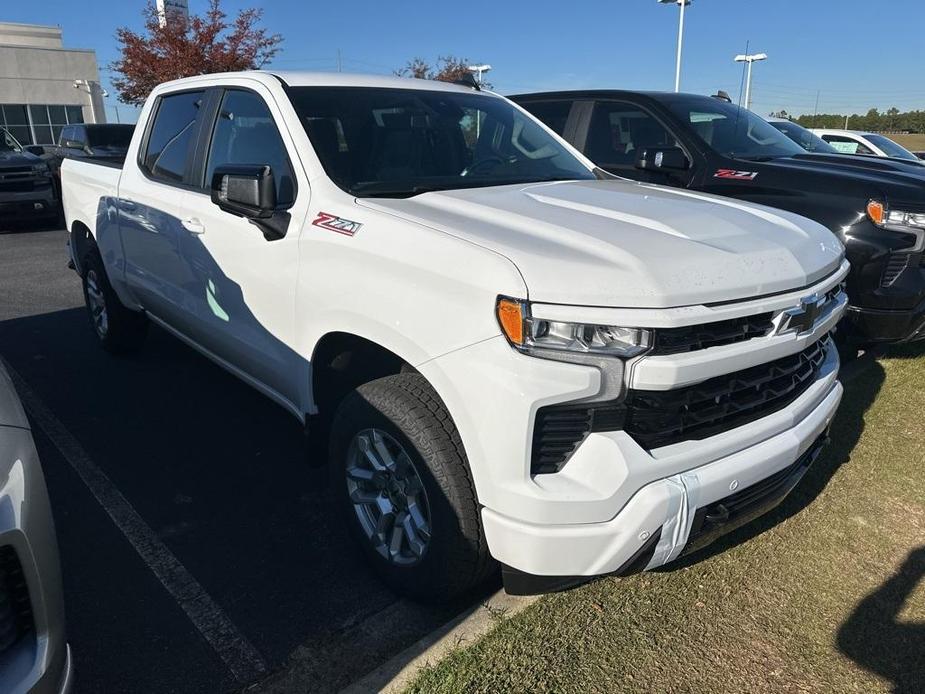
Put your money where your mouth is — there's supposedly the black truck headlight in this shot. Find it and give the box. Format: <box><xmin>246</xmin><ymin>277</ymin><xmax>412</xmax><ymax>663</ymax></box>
<box><xmin>496</xmin><ymin>297</ymin><xmax>652</xmax><ymax>358</ymax></box>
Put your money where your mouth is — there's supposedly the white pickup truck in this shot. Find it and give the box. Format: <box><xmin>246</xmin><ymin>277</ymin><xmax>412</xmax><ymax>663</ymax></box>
<box><xmin>62</xmin><ymin>71</ymin><xmax>848</xmax><ymax>599</ymax></box>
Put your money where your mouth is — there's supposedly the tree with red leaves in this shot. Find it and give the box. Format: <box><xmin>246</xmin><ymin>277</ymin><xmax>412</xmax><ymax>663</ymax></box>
<box><xmin>396</xmin><ymin>56</ymin><xmax>491</xmax><ymax>88</ymax></box>
<box><xmin>110</xmin><ymin>0</ymin><xmax>283</xmax><ymax>106</ymax></box>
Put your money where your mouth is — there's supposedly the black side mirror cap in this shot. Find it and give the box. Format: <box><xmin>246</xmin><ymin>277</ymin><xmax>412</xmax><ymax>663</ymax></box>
<box><xmin>210</xmin><ymin>164</ymin><xmax>277</xmax><ymax>219</ymax></box>
<box><xmin>635</xmin><ymin>147</ymin><xmax>690</xmax><ymax>173</ymax></box>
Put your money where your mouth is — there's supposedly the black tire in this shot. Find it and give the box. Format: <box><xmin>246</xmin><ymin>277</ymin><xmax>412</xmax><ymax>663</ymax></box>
<box><xmin>81</xmin><ymin>249</ymin><xmax>148</xmax><ymax>354</ymax></box>
<box><xmin>330</xmin><ymin>373</ymin><xmax>495</xmax><ymax>601</ymax></box>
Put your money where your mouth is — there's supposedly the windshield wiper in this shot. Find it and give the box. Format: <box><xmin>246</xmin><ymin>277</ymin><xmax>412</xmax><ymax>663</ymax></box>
<box><xmin>734</xmin><ymin>155</ymin><xmax>782</xmax><ymax>162</ymax></box>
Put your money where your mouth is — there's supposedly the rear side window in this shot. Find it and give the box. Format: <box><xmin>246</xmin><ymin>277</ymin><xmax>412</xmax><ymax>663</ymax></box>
<box><xmin>204</xmin><ymin>89</ymin><xmax>296</xmax><ymax>205</ymax></box>
<box><xmin>521</xmin><ymin>100</ymin><xmax>573</xmax><ymax>136</ymax></box>
<box><xmin>822</xmin><ymin>134</ymin><xmax>875</xmax><ymax>156</ymax></box>
<box><xmin>142</xmin><ymin>90</ymin><xmax>204</xmax><ymax>183</ymax></box>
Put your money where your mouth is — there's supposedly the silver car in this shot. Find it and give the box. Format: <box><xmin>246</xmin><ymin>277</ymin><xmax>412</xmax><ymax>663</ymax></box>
<box><xmin>0</xmin><ymin>362</ymin><xmax>71</xmax><ymax>693</ymax></box>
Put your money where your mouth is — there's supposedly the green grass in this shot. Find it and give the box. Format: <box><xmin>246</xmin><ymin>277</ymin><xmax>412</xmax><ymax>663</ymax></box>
<box><xmin>406</xmin><ymin>346</ymin><xmax>925</xmax><ymax>693</ymax></box>
<box><xmin>885</xmin><ymin>133</ymin><xmax>925</xmax><ymax>153</ymax></box>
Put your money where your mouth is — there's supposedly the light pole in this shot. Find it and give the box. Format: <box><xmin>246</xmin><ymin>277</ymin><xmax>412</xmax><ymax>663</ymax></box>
<box><xmin>466</xmin><ymin>64</ymin><xmax>492</xmax><ymax>88</ymax></box>
<box><xmin>659</xmin><ymin>0</ymin><xmax>691</xmax><ymax>92</ymax></box>
<box><xmin>73</xmin><ymin>79</ymin><xmax>108</xmax><ymax>123</ymax></box>
<box><xmin>466</xmin><ymin>64</ymin><xmax>492</xmax><ymax>138</ymax></box>
<box><xmin>734</xmin><ymin>53</ymin><xmax>767</xmax><ymax>111</ymax></box>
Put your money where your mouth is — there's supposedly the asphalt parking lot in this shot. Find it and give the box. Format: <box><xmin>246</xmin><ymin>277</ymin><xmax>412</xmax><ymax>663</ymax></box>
<box><xmin>0</xmin><ymin>222</ymin><xmax>484</xmax><ymax>693</ymax></box>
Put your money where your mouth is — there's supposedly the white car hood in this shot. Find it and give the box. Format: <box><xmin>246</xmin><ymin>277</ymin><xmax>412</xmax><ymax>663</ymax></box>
<box><xmin>361</xmin><ymin>179</ymin><xmax>844</xmax><ymax>308</ymax></box>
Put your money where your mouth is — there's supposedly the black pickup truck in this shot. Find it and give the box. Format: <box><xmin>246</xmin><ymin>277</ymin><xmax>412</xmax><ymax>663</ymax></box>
<box><xmin>513</xmin><ymin>91</ymin><xmax>925</xmax><ymax>346</ymax></box>
<box><xmin>43</xmin><ymin>123</ymin><xmax>134</xmax><ymax>200</ymax></box>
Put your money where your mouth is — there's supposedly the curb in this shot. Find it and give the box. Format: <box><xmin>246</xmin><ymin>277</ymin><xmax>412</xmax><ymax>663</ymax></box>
<box><xmin>339</xmin><ymin>590</ymin><xmax>539</xmax><ymax>693</ymax></box>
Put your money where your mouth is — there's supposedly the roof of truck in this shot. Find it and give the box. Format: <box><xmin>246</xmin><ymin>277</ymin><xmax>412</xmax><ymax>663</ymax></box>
<box><xmin>270</xmin><ymin>70</ymin><xmax>489</xmax><ymax>94</ymax></box>
<box><xmin>150</xmin><ymin>70</ymin><xmax>495</xmax><ymax>96</ymax></box>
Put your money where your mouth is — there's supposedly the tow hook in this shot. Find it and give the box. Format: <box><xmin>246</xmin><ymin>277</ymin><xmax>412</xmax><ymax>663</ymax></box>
<box><xmin>704</xmin><ymin>503</ymin><xmax>730</xmax><ymax>526</ymax></box>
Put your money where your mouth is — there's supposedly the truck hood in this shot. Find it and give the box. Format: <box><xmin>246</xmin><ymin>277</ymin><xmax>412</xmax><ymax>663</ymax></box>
<box><xmin>776</xmin><ymin>153</ymin><xmax>925</xmax><ymax>189</ymax></box>
<box><xmin>0</xmin><ymin>149</ymin><xmax>41</xmax><ymax>169</ymax></box>
<box><xmin>361</xmin><ymin>179</ymin><xmax>844</xmax><ymax>308</ymax></box>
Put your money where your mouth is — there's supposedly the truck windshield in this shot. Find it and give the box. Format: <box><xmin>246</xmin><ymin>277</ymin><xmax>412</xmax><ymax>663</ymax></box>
<box><xmin>288</xmin><ymin>86</ymin><xmax>596</xmax><ymax>197</ymax></box>
<box><xmin>666</xmin><ymin>97</ymin><xmax>805</xmax><ymax>161</ymax></box>
<box><xmin>1</xmin><ymin>127</ymin><xmax>22</xmax><ymax>153</ymax></box>
<box><xmin>864</xmin><ymin>134</ymin><xmax>920</xmax><ymax>161</ymax></box>
<box><xmin>85</xmin><ymin>125</ymin><xmax>134</xmax><ymax>149</ymax></box>
<box><xmin>767</xmin><ymin>121</ymin><xmax>837</xmax><ymax>154</ymax></box>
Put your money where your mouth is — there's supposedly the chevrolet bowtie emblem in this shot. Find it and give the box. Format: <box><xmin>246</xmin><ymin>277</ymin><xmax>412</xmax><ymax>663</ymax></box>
<box><xmin>778</xmin><ymin>293</ymin><xmax>827</xmax><ymax>336</ymax></box>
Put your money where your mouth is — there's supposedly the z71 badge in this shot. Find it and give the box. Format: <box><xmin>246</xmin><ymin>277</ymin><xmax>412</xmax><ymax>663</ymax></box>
<box><xmin>312</xmin><ymin>212</ymin><xmax>363</xmax><ymax>236</ymax></box>
<box><xmin>714</xmin><ymin>169</ymin><xmax>759</xmax><ymax>181</ymax></box>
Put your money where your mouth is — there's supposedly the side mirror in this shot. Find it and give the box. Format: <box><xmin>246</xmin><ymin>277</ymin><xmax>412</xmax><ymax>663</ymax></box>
<box><xmin>210</xmin><ymin>164</ymin><xmax>288</xmax><ymax>240</ymax></box>
<box><xmin>635</xmin><ymin>147</ymin><xmax>690</xmax><ymax>173</ymax></box>
<box><xmin>210</xmin><ymin>164</ymin><xmax>276</xmax><ymax>219</ymax></box>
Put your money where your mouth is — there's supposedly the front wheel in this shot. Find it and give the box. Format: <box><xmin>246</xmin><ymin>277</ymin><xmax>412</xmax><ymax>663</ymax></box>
<box><xmin>81</xmin><ymin>250</ymin><xmax>148</xmax><ymax>354</ymax></box>
<box><xmin>330</xmin><ymin>373</ymin><xmax>494</xmax><ymax>601</ymax></box>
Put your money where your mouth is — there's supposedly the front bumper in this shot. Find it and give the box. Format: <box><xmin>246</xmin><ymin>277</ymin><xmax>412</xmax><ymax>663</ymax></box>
<box><xmin>845</xmin><ymin>298</ymin><xmax>925</xmax><ymax>343</ymax></box>
<box><xmin>482</xmin><ymin>376</ymin><xmax>842</xmax><ymax>586</ymax></box>
<box><xmin>0</xmin><ymin>425</ymin><xmax>70</xmax><ymax>694</ymax></box>
<box><xmin>0</xmin><ymin>184</ymin><xmax>57</xmax><ymax>221</ymax></box>
<box><xmin>843</xmin><ymin>218</ymin><xmax>925</xmax><ymax>343</ymax></box>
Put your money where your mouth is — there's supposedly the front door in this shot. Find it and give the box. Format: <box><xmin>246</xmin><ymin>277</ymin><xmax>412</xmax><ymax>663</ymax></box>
<box><xmin>177</xmin><ymin>85</ymin><xmax>307</xmax><ymax>408</ymax></box>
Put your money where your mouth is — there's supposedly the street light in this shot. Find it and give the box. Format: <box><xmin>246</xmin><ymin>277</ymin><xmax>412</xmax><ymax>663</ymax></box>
<box><xmin>734</xmin><ymin>53</ymin><xmax>768</xmax><ymax>111</ymax></box>
<box><xmin>658</xmin><ymin>0</ymin><xmax>691</xmax><ymax>93</ymax></box>
<box><xmin>73</xmin><ymin>79</ymin><xmax>107</xmax><ymax>123</ymax></box>
<box><xmin>466</xmin><ymin>64</ymin><xmax>492</xmax><ymax>87</ymax></box>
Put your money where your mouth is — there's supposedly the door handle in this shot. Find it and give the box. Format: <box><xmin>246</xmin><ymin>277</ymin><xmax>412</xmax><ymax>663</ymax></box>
<box><xmin>182</xmin><ymin>217</ymin><xmax>206</xmax><ymax>235</ymax></box>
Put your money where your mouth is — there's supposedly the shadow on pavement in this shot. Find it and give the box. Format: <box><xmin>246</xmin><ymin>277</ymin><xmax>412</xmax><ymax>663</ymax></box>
<box><xmin>837</xmin><ymin>546</ymin><xmax>925</xmax><ymax>693</ymax></box>
<box><xmin>0</xmin><ymin>306</ymin><xmax>474</xmax><ymax>693</ymax></box>
<box><xmin>664</xmin><ymin>356</ymin><xmax>886</xmax><ymax>570</ymax></box>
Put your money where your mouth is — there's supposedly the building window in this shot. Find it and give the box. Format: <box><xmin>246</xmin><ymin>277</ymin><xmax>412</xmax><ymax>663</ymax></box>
<box><xmin>0</xmin><ymin>103</ymin><xmax>85</xmax><ymax>145</ymax></box>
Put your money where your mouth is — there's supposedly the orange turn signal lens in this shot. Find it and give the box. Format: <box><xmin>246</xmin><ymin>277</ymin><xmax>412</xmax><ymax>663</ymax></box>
<box><xmin>867</xmin><ymin>200</ymin><xmax>886</xmax><ymax>226</ymax></box>
<box><xmin>496</xmin><ymin>298</ymin><xmax>526</xmax><ymax>345</ymax></box>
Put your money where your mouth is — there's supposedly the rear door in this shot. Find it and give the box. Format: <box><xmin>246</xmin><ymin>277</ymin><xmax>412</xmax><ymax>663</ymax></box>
<box><xmin>116</xmin><ymin>88</ymin><xmax>207</xmax><ymax>334</ymax></box>
<box><xmin>174</xmin><ymin>84</ymin><xmax>308</xmax><ymax>407</ymax></box>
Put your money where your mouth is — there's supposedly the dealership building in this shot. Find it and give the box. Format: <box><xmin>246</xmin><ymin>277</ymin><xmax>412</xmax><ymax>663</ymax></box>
<box><xmin>0</xmin><ymin>21</ymin><xmax>106</xmax><ymax>146</ymax></box>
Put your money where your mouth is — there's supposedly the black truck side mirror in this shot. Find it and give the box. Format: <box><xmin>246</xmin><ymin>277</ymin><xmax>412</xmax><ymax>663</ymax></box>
<box><xmin>635</xmin><ymin>147</ymin><xmax>690</xmax><ymax>173</ymax></box>
<box><xmin>210</xmin><ymin>164</ymin><xmax>289</xmax><ymax>241</ymax></box>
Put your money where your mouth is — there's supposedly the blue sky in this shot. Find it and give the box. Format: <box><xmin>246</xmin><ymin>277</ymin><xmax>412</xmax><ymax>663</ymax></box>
<box><xmin>4</xmin><ymin>0</ymin><xmax>925</xmax><ymax>123</ymax></box>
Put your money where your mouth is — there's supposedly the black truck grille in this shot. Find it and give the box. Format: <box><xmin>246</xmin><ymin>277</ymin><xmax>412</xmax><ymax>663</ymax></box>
<box><xmin>624</xmin><ymin>339</ymin><xmax>828</xmax><ymax>450</ymax></box>
<box><xmin>530</xmin><ymin>339</ymin><xmax>830</xmax><ymax>473</ymax></box>
<box><xmin>0</xmin><ymin>180</ymin><xmax>38</xmax><ymax>193</ymax></box>
<box><xmin>0</xmin><ymin>546</ymin><xmax>33</xmax><ymax>654</ymax></box>
<box><xmin>652</xmin><ymin>313</ymin><xmax>774</xmax><ymax>355</ymax></box>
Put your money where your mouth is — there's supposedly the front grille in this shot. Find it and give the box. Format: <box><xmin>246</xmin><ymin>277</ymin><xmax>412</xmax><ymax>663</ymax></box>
<box><xmin>624</xmin><ymin>339</ymin><xmax>828</xmax><ymax>450</ymax></box>
<box><xmin>530</xmin><ymin>339</ymin><xmax>831</xmax><ymax>474</ymax></box>
<box><xmin>0</xmin><ymin>180</ymin><xmax>37</xmax><ymax>193</ymax></box>
<box><xmin>652</xmin><ymin>313</ymin><xmax>774</xmax><ymax>355</ymax></box>
<box><xmin>0</xmin><ymin>546</ymin><xmax>33</xmax><ymax>654</ymax></box>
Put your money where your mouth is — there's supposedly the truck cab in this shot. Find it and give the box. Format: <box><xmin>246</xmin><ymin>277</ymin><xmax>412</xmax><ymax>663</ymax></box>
<box><xmin>514</xmin><ymin>91</ymin><xmax>925</xmax><ymax>346</ymax></box>
<box><xmin>62</xmin><ymin>72</ymin><xmax>846</xmax><ymax>599</ymax></box>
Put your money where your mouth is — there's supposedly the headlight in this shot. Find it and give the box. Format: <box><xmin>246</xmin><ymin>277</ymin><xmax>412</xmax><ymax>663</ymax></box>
<box><xmin>496</xmin><ymin>297</ymin><xmax>652</xmax><ymax>358</ymax></box>
<box><xmin>31</xmin><ymin>163</ymin><xmax>51</xmax><ymax>176</ymax></box>
<box><xmin>867</xmin><ymin>200</ymin><xmax>925</xmax><ymax>231</ymax></box>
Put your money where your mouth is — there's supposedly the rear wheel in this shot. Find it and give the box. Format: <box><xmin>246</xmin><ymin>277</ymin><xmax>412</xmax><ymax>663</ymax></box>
<box><xmin>330</xmin><ymin>373</ymin><xmax>494</xmax><ymax>601</ymax></box>
<box><xmin>81</xmin><ymin>249</ymin><xmax>147</xmax><ymax>354</ymax></box>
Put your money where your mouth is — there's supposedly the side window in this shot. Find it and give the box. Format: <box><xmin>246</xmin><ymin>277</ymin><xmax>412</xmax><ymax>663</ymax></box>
<box><xmin>142</xmin><ymin>90</ymin><xmax>205</xmax><ymax>183</ymax></box>
<box><xmin>205</xmin><ymin>89</ymin><xmax>296</xmax><ymax>206</ymax></box>
<box><xmin>521</xmin><ymin>100</ymin><xmax>573</xmax><ymax>137</ymax></box>
<box><xmin>585</xmin><ymin>101</ymin><xmax>678</xmax><ymax>169</ymax></box>
<box><xmin>822</xmin><ymin>134</ymin><xmax>874</xmax><ymax>156</ymax></box>
<box><xmin>59</xmin><ymin>126</ymin><xmax>73</xmax><ymax>146</ymax></box>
